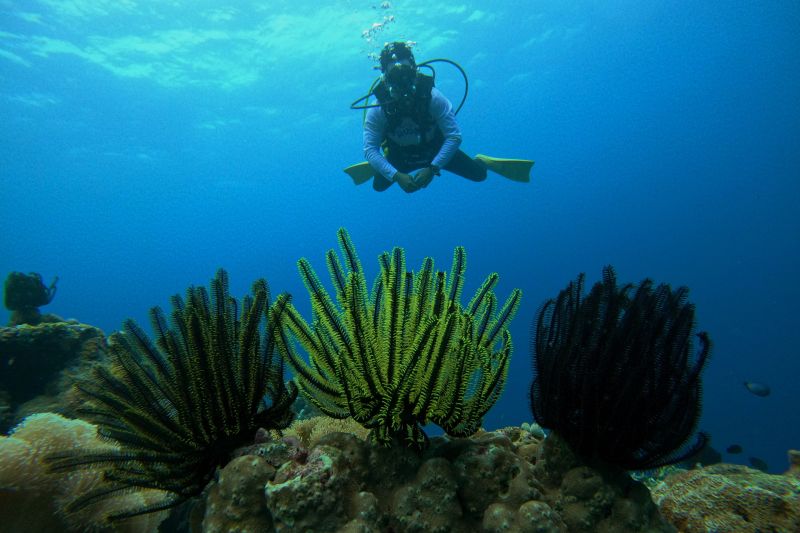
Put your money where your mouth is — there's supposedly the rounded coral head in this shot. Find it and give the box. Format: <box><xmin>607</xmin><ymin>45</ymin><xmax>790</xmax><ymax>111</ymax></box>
<box><xmin>3</xmin><ymin>272</ymin><xmax>57</xmax><ymax>311</ymax></box>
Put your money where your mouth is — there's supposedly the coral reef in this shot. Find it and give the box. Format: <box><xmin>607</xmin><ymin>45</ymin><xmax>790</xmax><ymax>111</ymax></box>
<box><xmin>203</xmin><ymin>455</ymin><xmax>276</xmax><ymax>533</ymax></box>
<box><xmin>265</xmin><ymin>440</ymin><xmax>362</xmax><ymax>531</ymax></box>
<box><xmin>201</xmin><ymin>424</ymin><xmax>672</xmax><ymax>532</ymax></box>
<box><xmin>652</xmin><ymin>450</ymin><xmax>800</xmax><ymax>532</ymax></box>
<box><xmin>531</xmin><ymin>266</ymin><xmax>711</xmax><ymax>470</ymax></box>
<box><xmin>284</xmin><ymin>415</ymin><xmax>369</xmax><ymax>449</ymax></box>
<box><xmin>0</xmin><ymin>413</ymin><xmax>166</xmax><ymax>532</ymax></box>
<box><xmin>277</xmin><ymin>228</ymin><xmax>522</xmax><ymax>449</ymax></box>
<box><xmin>533</xmin><ymin>433</ymin><xmax>673</xmax><ymax>532</ymax></box>
<box><xmin>0</xmin><ymin>320</ymin><xmax>106</xmax><ymax>432</ymax></box>
<box><xmin>3</xmin><ymin>271</ymin><xmax>58</xmax><ymax>326</ymax></box>
<box><xmin>46</xmin><ymin>269</ymin><xmax>297</xmax><ymax>522</ymax></box>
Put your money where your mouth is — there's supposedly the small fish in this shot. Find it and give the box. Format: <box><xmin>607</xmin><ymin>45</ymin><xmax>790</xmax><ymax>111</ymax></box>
<box><xmin>726</xmin><ymin>444</ymin><xmax>743</xmax><ymax>454</ymax></box>
<box><xmin>749</xmin><ymin>456</ymin><xmax>769</xmax><ymax>472</ymax></box>
<box><xmin>743</xmin><ymin>381</ymin><xmax>771</xmax><ymax>397</ymax></box>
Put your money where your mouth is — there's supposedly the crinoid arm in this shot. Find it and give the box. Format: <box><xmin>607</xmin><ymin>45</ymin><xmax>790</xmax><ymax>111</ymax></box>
<box><xmin>45</xmin><ymin>269</ymin><xmax>296</xmax><ymax>522</ymax></box>
<box><xmin>278</xmin><ymin>228</ymin><xmax>522</xmax><ymax>450</ymax></box>
<box><xmin>530</xmin><ymin>266</ymin><xmax>711</xmax><ymax>470</ymax></box>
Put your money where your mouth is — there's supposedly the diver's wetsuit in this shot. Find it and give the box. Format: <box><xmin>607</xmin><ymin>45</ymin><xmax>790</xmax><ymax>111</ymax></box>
<box><xmin>363</xmin><ymin>84</ymin><xmax>486</xmax><ymax>191</ymax></box>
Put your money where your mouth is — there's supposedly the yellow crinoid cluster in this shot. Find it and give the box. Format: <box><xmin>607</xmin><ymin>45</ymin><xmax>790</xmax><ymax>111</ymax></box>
<box><xmin>275</xmin><ymin>228</ymin><xmax>522</xmax><ymax>450</ymax></box>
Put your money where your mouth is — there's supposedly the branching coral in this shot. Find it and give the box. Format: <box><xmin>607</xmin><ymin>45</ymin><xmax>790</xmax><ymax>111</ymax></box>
<box><xmin>46</xmin><ymin>269</ymin><xmax>297</xmax><ymax>522</ymax></box>
<box><xmin>276</xmin><ymin>228</ymin><xmax>521</xmax><ymax>450</ymax></box>
<box><xmin>530</xmin><ymin>266</ymin><xmax>711</xmax><ymax>470</ymax></box>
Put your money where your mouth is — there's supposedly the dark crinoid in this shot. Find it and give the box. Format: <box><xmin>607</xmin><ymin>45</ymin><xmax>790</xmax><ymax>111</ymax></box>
<box><xmin>531</xmin><ymin>266</ymin><xmax>711</xmax><ymax>470</ymax></box>
<box><xmin>47</xmin><ymin>269</ymin><xmax>297</xmax><ymax>521</ymax></box>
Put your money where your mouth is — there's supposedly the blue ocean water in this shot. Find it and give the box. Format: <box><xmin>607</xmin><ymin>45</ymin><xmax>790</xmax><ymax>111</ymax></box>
<box><xmin>1</xmin><ymin>1</ymin><xmax>798</xmax><ymax>473</ymax></box>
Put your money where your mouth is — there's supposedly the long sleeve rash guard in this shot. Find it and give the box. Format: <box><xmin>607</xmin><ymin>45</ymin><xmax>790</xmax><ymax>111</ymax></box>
<box><xmin>363</xmin><ymin>87</ymin><xmax>463</xmax><ymax>181</ymax></box>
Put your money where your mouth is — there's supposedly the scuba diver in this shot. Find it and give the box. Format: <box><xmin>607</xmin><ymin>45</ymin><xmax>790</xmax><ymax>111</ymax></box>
<box><xmin>345</xmin><ymin>41</ymin><xmax>534</xmax><ymax>193</ymax></box>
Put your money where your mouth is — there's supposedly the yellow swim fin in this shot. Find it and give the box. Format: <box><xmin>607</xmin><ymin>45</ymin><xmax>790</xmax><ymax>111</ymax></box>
<box><xmin>475</xmin><ymin>154</ymin><xmax>534</xmax><ymax>183</ymax></box>
<box><xmin>344</xmin><ymin>161</ymin><xmax>376</xmax><ymax>185</ymax></box>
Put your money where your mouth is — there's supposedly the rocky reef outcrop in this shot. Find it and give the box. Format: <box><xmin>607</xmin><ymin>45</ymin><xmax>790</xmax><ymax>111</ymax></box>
<box><xmin>0</xmin><ymin>320</ymin><xmax>107</xmax><ymax>432</ymax></box>
<box><xmin>202</xmin><ymin>423</ymin><xmax>674</xmax><ymax>532</ymax></box>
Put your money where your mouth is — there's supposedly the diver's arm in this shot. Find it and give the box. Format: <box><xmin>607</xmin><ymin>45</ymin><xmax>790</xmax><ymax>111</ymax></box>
<box><xmin>429</xmin><ymin>88</ymin><xmax>462</xmax><ymax>169</ymax></box>
<box><xmin>364</xmin><ymin>107</ymin><xmax>399</xmax><ymax>181</ymax></box>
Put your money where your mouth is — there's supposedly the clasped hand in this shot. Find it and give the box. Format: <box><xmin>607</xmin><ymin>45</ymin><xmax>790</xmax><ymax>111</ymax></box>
<box><xmin>395</xmin><ymin>167</ymin><xmax>436</xmax><ymax>193</ymax></box>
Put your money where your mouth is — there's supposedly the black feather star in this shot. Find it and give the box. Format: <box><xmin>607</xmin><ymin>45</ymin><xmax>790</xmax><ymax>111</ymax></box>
<box><xmin>47</xmin><ymin>269</ymin><xmax>297</xmax><ymax>521</ymax></box>
<box><xmin>530</xmin><ymin>266</ymin><xmax>711</xmax><ymax>470</ymax></box>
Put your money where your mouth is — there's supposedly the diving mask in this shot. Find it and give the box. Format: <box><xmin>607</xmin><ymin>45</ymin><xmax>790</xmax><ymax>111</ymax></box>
<box><xmin>385</xmin><ymin>59</ymin><xmax>417</xmax><ymax>98</ymax></box>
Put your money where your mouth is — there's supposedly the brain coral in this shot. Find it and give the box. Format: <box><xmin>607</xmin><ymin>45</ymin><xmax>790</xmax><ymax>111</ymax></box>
<box><xmin>652</xmin><ymin>454</ymin><xmax>800</xmax><ymax>532</ymax></box>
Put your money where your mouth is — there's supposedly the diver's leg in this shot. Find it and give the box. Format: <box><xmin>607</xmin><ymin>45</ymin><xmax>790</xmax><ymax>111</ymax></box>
<box><xmin>444</xmin><ymin>150</ymin><xmax>488</xmax><ymax>181</ymax></box>
<box><xmin>374</xmin><ymin>152</ymin><xmax>415</xmax><ymax>191</ymax></box>
<box><xmin>373</xmin><ymin>173</ymin><xmax>394</xmax><ymax>191</ymax></box>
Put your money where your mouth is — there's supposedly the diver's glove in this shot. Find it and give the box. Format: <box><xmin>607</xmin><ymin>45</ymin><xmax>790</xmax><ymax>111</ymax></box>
<box><xmin>413</xmin><ymin>165</ymin><xmax>438</xmax><ymax>189</ymax></box>
<box><xmin>394</xmin><ymin>172</ymin><xmax>420</xmax><ymax>193</ymax></box>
